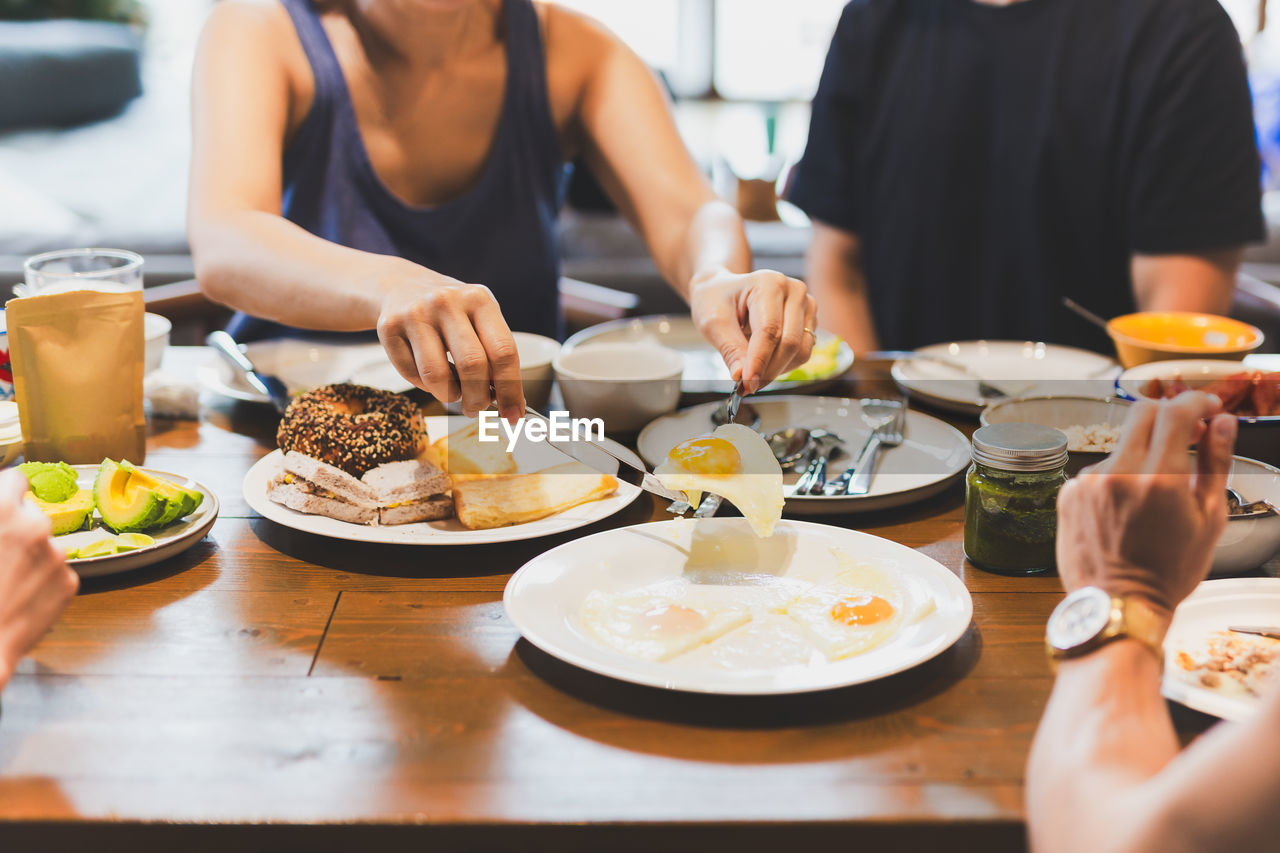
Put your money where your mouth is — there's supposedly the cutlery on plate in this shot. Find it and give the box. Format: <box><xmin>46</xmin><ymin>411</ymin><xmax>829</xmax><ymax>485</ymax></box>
<box><xmin>206</xmin><ymin>330</ymin><xmax>293</xmax><ymax>415</ymax></box>
<box><xmin>825</xmin><ymin>399</ymin><xmax>904</xmax><ymax>496</ymax></box>
<box><xmin>1226</xmin><ymin>487</ymin><xmax>1279</xmax><ymax>518</ymax></box>
<box><xmin>793</xmin><ymin>429</ymin><xmax>843</xmax><ymax>495</ymax></box>
<box><xmin>843</xmin><ymin>399</ymin><xmax>907</xmax><ymax>497</ymax></box>
<box><xmin>1228</xmin><ymin>626</ymin><xmax>1280</xmax><ymax>640</ymax></box>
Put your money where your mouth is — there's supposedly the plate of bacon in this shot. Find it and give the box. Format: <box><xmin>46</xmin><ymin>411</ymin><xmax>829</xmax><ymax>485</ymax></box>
<box><xmin>1118</xmin><ymin>359</ymin><xmax>1280</xmax><ymax>464</ymax></box>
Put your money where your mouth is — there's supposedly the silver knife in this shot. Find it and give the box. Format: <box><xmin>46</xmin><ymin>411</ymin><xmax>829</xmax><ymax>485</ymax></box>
<box><xmin>1228</xmin><ymin>626</ymin><xmax>1280</xmax><ymax>640</ymax></box>
<box><xmin>520</xmin><ymin>407</ymin><xmax>686</xmax><ymax>503</ymax></box>
<box><xmin>206</xmin><ymin>331</ymin><xmax>293</xmax><ymax>415</ymax></box>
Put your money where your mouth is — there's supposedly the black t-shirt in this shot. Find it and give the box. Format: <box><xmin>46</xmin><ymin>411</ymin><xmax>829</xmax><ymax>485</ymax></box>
<box><xmin>789</xmin><ymin>0</ymin><xmax>1265</xmax><ymax>352</ymax></box>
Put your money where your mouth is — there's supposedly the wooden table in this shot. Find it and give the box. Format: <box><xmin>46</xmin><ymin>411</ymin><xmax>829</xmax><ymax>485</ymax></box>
<box><xmin>0</xmin><ymin>347</ymin><xmax>1227</xmax><ymax>852</ymax></box>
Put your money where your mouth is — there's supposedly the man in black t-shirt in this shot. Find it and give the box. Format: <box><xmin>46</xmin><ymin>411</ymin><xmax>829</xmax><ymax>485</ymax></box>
<box><xmin>789</xmin><ymin>0</ymin><xmax>1266</xmax><ymax>353</ymax></box>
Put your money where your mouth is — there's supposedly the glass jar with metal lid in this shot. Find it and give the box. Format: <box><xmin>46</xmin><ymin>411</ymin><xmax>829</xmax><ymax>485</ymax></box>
<box><xmin>964</xmin><ymin>423</ymin><xmax>1069</xmax><ymax>576</ymax></box>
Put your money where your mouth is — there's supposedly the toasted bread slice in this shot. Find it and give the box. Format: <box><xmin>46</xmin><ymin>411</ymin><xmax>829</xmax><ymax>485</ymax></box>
<box><xmin>429</xmin><ymin>421</ymin><xmax>518</xmax><ymax>477</ymax></box>
<box><xmin>452</xmin><ymin>462</ymin><xmax>618</xmax><ymax>529</ymax></box>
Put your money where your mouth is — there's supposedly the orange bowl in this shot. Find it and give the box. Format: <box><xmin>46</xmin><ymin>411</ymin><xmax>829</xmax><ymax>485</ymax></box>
<box><xmin>1106</xmin><ymin>312</ymin><xmax>1264</xmax><ymax>368</ymax></box>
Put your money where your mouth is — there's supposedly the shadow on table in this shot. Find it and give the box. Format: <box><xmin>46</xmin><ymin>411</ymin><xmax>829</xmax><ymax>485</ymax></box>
<box><xmin>506</xmin><ymin>622</ymin><xmax>982</xmax><ymax>761</ymax></box>
<box><xmin>247</xmin><ymin>493</ymin><xmax>655</xmax><ymax>579</ymax></box>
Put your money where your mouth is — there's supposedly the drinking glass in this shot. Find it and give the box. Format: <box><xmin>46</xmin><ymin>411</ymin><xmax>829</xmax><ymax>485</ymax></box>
<box><xmin>23</xmin><ymin>248</ymin><xmax>143</xmax><ymax>295</ymax></box>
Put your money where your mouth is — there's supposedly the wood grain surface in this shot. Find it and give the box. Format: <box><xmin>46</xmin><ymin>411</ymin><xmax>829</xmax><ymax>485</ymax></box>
<box><xmin>0</xmin><ymin>347</ymin><xmax>1240</xmax><ymax>853</ymax></box>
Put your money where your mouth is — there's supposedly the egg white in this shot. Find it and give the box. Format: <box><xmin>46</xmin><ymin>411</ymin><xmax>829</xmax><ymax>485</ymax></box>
<box><xmin>785</xmin><ymin>562</ymin><xmax>909</xmax><ymax>661</ymax></box>
<box><xmin>654</xmin><ymin>423</ymin><xmax>785</xmax><ymax>537</ymax></box>
<box><xmin>580</xmin><ymin>586</ymin><xmax>753</xmax><ymax>662</ymax></box>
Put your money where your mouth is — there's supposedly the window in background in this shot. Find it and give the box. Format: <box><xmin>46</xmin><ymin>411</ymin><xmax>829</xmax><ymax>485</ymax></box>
<box><xmin>553</xmin><ymin>0</ymin><xmax>706</xmax><ymax>94</ymax></box>
<box><xmin>713</xmin><ymin>0</ymin><xmax>845</xmax><ymax>101</ymax></box>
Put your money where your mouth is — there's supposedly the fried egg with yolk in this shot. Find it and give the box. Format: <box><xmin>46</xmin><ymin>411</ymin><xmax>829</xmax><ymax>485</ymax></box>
<box><xmin>580</xmin><ymin>587</ymin><xmax>752</xmax><ymax>661</ymax></box>
<box><xmin>785</xmin><ymin>563</ymin><xmax>909</xmax><ymax>660</ymax></box>
<box><xmin>654</xmin><ymin>423</ymin><xmax>784</xmax><ymax>537</ymax></box>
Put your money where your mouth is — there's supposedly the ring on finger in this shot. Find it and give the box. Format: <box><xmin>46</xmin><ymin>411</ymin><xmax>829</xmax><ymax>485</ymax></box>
<box><xmin>803</xmin><ymin>327</ymin><xmax>817</xmax><ymax>339</ymax></box>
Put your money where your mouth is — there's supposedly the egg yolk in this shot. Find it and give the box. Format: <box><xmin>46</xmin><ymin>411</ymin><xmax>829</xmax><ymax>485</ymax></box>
<box><xmin>640</xmin><ymin>604</ymin><xmax>706</xmax><ymax>635</ymax></box>
<box><xmin>667</xmin><ymin>437</ymin><xmax>743</xmax><ymax>475</ymax></box>
<box><xmin>830</xmin><ymin>594</ymin><xmax>895</xmax><ymax>626</ymax></box>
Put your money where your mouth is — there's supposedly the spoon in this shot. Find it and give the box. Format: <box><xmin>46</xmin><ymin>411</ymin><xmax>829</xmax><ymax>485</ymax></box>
<box><xmin>765</xmin><ymin>427</ymin><xmax>812</xmax><ymax>470</ymax></box>
<box><xmin>1226</xmin><ymin>487</ymin><xmax>1279</xmax><ymax>519</ymax></box>
<box><xmin>1062</xmin><ymin>297</ymin><xmax>1111</xmax><ymax>332</ymax></box>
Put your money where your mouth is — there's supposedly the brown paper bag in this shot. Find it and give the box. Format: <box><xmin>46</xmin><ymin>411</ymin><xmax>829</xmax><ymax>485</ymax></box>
<box><xmin>7</xmin><ymin>289</ymin><xmax>146</xmax><ymax>464</ymax></box>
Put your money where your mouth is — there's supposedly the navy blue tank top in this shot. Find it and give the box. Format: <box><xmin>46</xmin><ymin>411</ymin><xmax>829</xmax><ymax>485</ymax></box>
<box><xmin>227</xmin><ymin>0</ymin><xmax>568</xmax><ymax>341</ymax></box>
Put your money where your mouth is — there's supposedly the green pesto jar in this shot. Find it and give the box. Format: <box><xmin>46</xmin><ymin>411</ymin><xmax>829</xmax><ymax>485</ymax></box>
<box><xmin>963</xmin><ymin>423</ymin><xmax>1069</xmax><ymax>576</ymax></box>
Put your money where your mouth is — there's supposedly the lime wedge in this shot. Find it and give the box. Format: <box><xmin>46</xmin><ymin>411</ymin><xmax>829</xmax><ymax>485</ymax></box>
<box><xmin>113</xmin><ymin>532</ymin><xmax>156</xmax><ymax>552</ymax></box>
<box><xmin>77</xmin><ymin>539</ymin><xmax>118</xmax><ymax>558</ymax></box>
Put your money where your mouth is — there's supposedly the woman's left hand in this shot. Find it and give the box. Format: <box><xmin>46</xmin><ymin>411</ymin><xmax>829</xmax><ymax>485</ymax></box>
<box><xmin>688</xmin><ymin>268</ymin><xmax>817</xmax><ymax>393</ymax></box>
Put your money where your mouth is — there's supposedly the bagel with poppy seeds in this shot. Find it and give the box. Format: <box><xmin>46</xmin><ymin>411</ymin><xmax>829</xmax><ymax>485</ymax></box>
<box><xmin>276</xmin><ymin>383</ymin><xmax>427</xmax><ymax>477</ymax></box>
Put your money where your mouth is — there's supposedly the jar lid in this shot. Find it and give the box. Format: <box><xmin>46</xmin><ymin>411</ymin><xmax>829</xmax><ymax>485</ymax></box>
<box><xmin>971</xmin><ymin>423</ymin><xmax>1068</xmax><ymax>472</ymax></box>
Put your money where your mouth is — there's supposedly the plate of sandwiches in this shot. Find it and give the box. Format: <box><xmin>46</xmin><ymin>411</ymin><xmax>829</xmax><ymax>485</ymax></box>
<box><xmin>243</xmin><ymin>411</ymin><xmax>645</xmax><ymax>545</ymax></box>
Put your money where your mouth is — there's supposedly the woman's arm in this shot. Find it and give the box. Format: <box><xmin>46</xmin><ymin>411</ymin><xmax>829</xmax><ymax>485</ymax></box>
<box><xmin>557</xmin><ymin>10</ymin><xmax>816</xmax><ymax>392</ymax></box>
<box><xmin>805</xmin><ymin>222</ymin><xmax>879</xmax><ymax>354</ymax></box>
<box><xmin>187</xmin><ymin>2</ymin><xmax>522</xmax><ymax>420</ymax></box>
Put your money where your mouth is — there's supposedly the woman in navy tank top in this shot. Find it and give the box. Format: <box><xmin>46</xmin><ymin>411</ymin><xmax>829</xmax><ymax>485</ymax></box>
<box><xmin>188</xmin><ymin>0</ymin><xmax>816</xmax><ymax>421</ymax></box>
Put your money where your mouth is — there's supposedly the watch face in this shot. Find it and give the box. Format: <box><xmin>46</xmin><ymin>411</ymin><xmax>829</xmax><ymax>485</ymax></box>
<box><xmin>1048</xmin><ymin>587</ymin><xmax>1113</xmax><ymax>651</ymax></box>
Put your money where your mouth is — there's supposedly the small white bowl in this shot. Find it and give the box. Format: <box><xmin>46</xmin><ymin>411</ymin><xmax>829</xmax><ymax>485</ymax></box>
<box><xmin>554</xmin><ymin>342</ymin><xmax>683</xmax><ymax>433</ymax></box>
<box><xmin>1214</xmin><ymin>454</ymin><xmax>1280</xmax><ymax>576</ymax></box>
<box><xmin>0</xmin><ymin>401</ymin><xmax>21</xmax><ymax>467</ymax></box>
<box><xmin>513</xmin><ymin>331</ymin><xmax>560</xmax><ymax>412</ymax></box>
<box><xmin>981</xmin><ymin>395</ymin><xmax>1133</xmax><ymax>474</ymax></box>
<box><xmin>144</xmin><ymin>312</ymin><xmax>172</xmax><ymax>374</ymax></box>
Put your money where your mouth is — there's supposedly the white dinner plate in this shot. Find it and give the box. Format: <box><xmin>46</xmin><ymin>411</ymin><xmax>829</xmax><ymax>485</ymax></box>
<box><xmin>563</xmin><ymin>315</ymin><xmax>855</xmax><ymax>396</ymax></box>
<box><xmin>1162</xmin><ymin>578</ymin><xmax>1280</xmax><ymax>721</ymax></box>
<box><xmin>59</xmin><ymin>465</ymin><xmax>219</xmax><ymax>579</ymax></box>
<box><xmin>197</xmin><ymin>338</ymin><xmax>396</xmax><ymax>404</ymax></box>
<box><xmin>891</xmin><ymin>340</ymin><xmax>1120</xmax><ymax>415</ymax></box>
<box><xmin>504</xmin><ymin>517</ymin><xmax>973</xmax><ymax>695</ymax></box>
<box><xmin>636</xmin><ymin>396</ymin><xmax>970</xmax><ymax>515</ymax></box>
<box><xmin>243</xmin><ymin>416</ymin><xmax>643</xmax><ymax>545</ymax></box>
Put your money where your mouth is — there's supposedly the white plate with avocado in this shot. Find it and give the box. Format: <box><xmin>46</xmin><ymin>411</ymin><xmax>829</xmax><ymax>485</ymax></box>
<box><xmin>48</xmin><ymin>464</ymin><xmax>219</xmax><ymax>578</ymax></box>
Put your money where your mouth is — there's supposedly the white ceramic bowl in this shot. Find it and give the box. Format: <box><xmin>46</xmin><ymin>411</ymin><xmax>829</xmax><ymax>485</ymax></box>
<box><xmin>1214</xmin><ymin>455</ymin><xmax>1280</xmax><ymax>576</ymax></box>
<box><xmin>144</xmin><ymin>312</ymin><xmax>172</xmax><ymax>374</ymax></box>
<box><xmin>980</xmin><ymin>395</ymin><xmax>1133</xmax><ymax>474</ymax></box>
<box><xmin>553</xmin><ymin>342</ymin><xmax>683</xmax><ymax>434</ymax></box>
<box><xmin>1117</xmin><ymin>359</ymin><xmax>1280</xmax><ymax>465</ymax></box>
<box><xmin>513</xmin><ymin>331</ymin><xmax>560</xmax><ymax>412</ymax></box>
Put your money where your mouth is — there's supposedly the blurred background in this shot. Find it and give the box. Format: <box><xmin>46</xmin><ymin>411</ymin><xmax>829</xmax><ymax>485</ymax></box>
<box><xmin>1</xmin><ymin>0</ymin><xmax>1279</xmax><ymax>333</ymax></box>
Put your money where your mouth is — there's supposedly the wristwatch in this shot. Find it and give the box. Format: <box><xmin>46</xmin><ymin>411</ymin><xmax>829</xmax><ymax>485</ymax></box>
<box><xmin>1046</xmin><ymin>586</ymin><xmax>1169</xmax><ymax>669</ymax></box>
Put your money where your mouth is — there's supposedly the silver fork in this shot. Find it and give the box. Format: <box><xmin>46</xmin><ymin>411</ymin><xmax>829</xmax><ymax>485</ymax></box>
<box><xmin>693</xmin><ymin>493</ymin><xmax>722</xmax><ymax>518</ymax></box>
<box><xmin>824</xmin><ymin>399</ymin><xmax>902</xmax><ymax>495</ymax></box>
<box><xmin>792</xmin><ymin>429</ymin><xmax>843</xmax><ymax>495</ymax></box>
<box><xmin>843</xmin><ymin>400</ymin><xmax>906</xmax><ymax>496</ymax></box>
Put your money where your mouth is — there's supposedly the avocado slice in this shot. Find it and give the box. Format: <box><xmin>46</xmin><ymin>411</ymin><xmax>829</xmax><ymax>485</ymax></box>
<box><xmin>28</xmin><ymin>489</ymin><xmax>94</xmax><ymax>535</ymax></box>
<box><xmin>120</xmin><ymin>462</ymin><xmax>202</xmax><ymax>522</ymax></box>
<box><xmin>76</xmin><ymin>538</ymin><xmax>118</xmax><ymax>558</ymax></box>
<box><xmin>93</xmin><ymin>459</ymin><xmax>168</xmax><ymax>533</ymax></box>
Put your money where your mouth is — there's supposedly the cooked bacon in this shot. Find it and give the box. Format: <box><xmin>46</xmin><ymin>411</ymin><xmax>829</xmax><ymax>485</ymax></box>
<box><xmin>1141</xmin><ymin>370</ymin><xmax>1280</xmax><ymax>416</ymax></box>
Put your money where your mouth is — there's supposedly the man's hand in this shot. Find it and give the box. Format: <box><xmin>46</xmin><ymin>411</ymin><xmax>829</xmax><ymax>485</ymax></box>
<box><xmin>689</xmin><ymin>268</ymin><xmax>817</xmax><ymax>393</ymax></box>
<box><xmin>0</xmin><ymin>469</ymin><xmax>78</xmax><ymax>689</ymax></box>
<box><xmin>1056</xmin><ymin>393</ymin><xmax>1237</xmax><ymax>619</ymax></box>
<box><xmin>377</xmin><ymin>276</ymin><xmax>523</xmax><ymax>422</ymax></box>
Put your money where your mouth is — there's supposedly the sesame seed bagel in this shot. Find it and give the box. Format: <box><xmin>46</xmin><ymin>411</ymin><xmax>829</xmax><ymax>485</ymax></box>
<box><xmin>277</xmin><ymin>383</ymin><xmax>426</xmax><ymax>477</ymax></box>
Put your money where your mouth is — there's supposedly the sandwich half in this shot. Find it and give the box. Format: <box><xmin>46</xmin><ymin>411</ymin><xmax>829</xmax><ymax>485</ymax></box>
<box><xmin>268</xmin><ymin>450</ymin><xmax>379</xmax><ymax>524</ymax></box>
<box><xmin>363</xmin><ymin>459</ymin><xmax>453</xmax><ymax>525</ymax></box>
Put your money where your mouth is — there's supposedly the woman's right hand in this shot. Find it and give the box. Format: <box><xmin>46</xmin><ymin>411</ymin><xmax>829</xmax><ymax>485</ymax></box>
<box><xmin>0</xmin><ymin>470</ymin><xmax>79</xmax><ymax>690</ymax></box>
<box><xmin>376</xmin><ymin>277</ymin><xmax>524</xmax><ymax>421</ymax></box>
